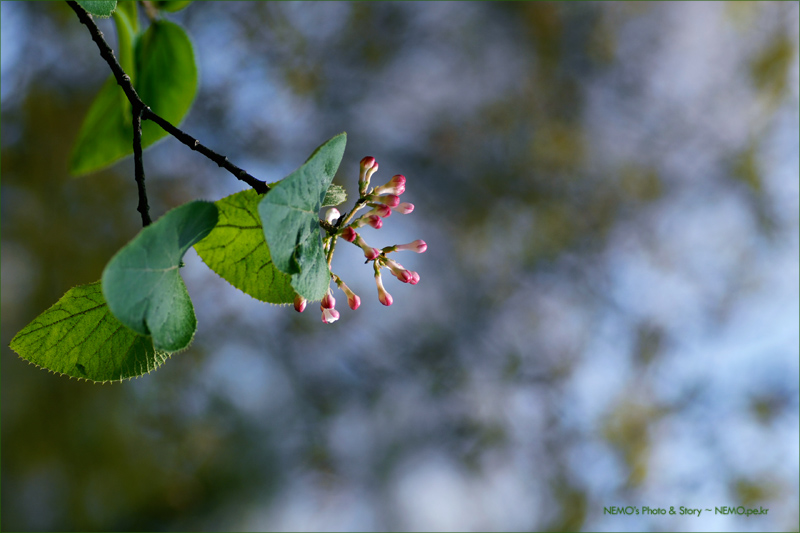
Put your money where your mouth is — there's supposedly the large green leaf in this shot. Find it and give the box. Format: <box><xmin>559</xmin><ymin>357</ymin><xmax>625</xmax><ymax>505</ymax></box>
<box><xmin>102</xmin><ymin>201</ymin><xmax>218</xmax><ymax>352</ymax></box>
<box><xmin>9</xmin><ymin>281</ymin><xmax>170</xmax><ymax>383</ymax></box>
<box><xmin>77</xmin><ymin>0</ymin><xmax>117</xmax><ymax>18</ymax></box>
<box><xmin>258</xmin><ymin>133</ymin><xmax>346</xmax><ymax>301</ymax></box>
<box><xmin>194</xmin><ymin>189</ymin><xmax>295</xmax><ymax>304</ymax></box>
<box><xmin>70</xmin><ymin>20</ymin><xmax>198</xmax><ymax>175</ymax></box>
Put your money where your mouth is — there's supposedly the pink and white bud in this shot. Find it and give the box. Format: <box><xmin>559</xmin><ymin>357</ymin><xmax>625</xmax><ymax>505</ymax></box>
<box><xmin>347</xmin><ymin>293</ymin><xmax>361</xmax><ymax>310</ymax></box>
<box><xmin>359</xmin><ymin>157</ymin><xmax>379</xmax><ymax>194</ymax></box>
<box><xmin>351</xmin><ymin>214</ymin><xmax>383</xmax><ymax>230</ymax></box>
<box><xmin>373</xmin><ymin>175</ymin><xmax>406</xmax><ymax>196</ymax></box>
<box><xmin>359</xmin><ymin>157</ymin><xmax>376</xmax><ymax>182</ymax></box>
<box><xmin>395</xmin><ymin>239</ymin><xmax>427</xmax><ymax>253</ymax></box>
<box><xmin>340</xmin><ymin>226</ymin><xmax>357</xmax><ymax>242</ymax></box>
<box><xmin>320</xmin><ymin>289</ymin><xmax>336</xmax><ymax>310</ymax></box>
<box><xmin>374</xmin><ymin>272</ymin><xmax>393</xmax><ymax>306</ymax></box>
<box><xmin>385</xmin><ymin>258</ymin><xmax>412</xmax><ymax>283</ymax></box>
<box><xmin>353</xmin><ymin>233</ymin><xmax>380</xmax><ymax>260</ymax></box>
<box><xmin>293</xmin><ymin>294</ymin><xmax>307</xmax><ymax>313</ymax></box>
<box><xmin>367</xmin><ymin>204</ymin><xmax>392</xmax><ymax>218</ymax></box>
<box><xmin>321</xmin><ymin>307</ymin><xmax>340</xmax><ymax>324</ymax></box>
<box><xmin>396</xmin><ymin>202</ymin><xmax>415</xmax><ymax>214</ymax></box>
<box><xmin>325</xmin><ymin>208</ymin><xmax>340</xmax><ymax>224</ymax></box>
<box><xmin>335</xmin><ymin>277</ymin><xmax>361</xmax><ymax>310</ymax></box>
<box><xmin>408</xmin><ymin>271</ymin><xmax>420</xmax><ymax>285</ymax></box>
<box><xmin>369</xmin><ymin>194</ymin><xmax>400</xmax><ymax>208</ymax></box>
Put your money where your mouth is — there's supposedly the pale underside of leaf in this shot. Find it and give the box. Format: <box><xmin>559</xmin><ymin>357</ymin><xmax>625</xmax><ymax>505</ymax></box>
<box><xmin>259</xmin><ymin>133</ymin><xmax>347</xmax><ymax>301</ymax></box>
<box><xmin>194</xmin><ymin>189</ymin><xmax>295</xmax><ymax>304</ymax></box>
<box><xmin>102</xmin><ymin>201</ymin><xmax>218</xmax><ymax>352</ymax></box>
<box><xmin>9</xmin><ymin>281</ymin><xmax>170</xmax><ymax>383</ymax></box>
<box><xmin>322</xmin><ymin>183</ymin><xmax>347</xmax><ymax>207</ymax></box>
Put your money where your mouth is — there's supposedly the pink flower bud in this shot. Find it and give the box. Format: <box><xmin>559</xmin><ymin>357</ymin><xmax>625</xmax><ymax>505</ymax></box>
<box><xmin>351</xmin><ymin>214</ymin><xmax>383</xmax><ymax>230</ymax></box>
<box><xmin>386</xmin><ymin>258</ymin><xmax>412</xmax><ymax>283</ymax></box>
<box><xmin>325</xmin><ymin>208</ymin><xmax>340</xmax><ymax>224</ymax></box>
<box><xmin>408</xmin><ymin>271</ymin><xmax>420</xmax><ymax>285</ymax></box>
<box><xmin>359</xmin><ymin>157</ymin><xmax>379</xmax><ymax>194</ymax></box>
<box><xmin>373</xmin><ymin>175</ymin><xmax>406</xmax><ymax>196</ymax></box>
<box><xmin>369</xmin><ymin>194</ymin><xmax>400</xmax><ymax>208</ymax></box>
<box><xmin>395</xmin><ymin>239</ymin><xmax>427</xmax><ymax>253</ymax></box>
<box><xmin>359</xmin><ymin>157</ymin><xmax>376</xmax><ymax>182</ymax></box>
<box><xmin>321</xmin><ymin>307</ymin><xmax>340</xmax><ymax>324</ymax></box>
<box><xmin>353</xmin><ymin>233</ymin><xmax>380</xmax><ymax>260</ymax></box>
<box><xmin>293</xmin><ymin>294</ymin><xmax>307</xmax><ymax>313</ymax></box>
<box><xmin>396</xmin><ymin>202</ymin><xmax>415</xmax><ymax>214</ymax></box>
<box><xmin>341</xmin><ymin>227</ymin><xmax>357</xmax><ymax>242</ymax></box>
<box><xmin>320</xmin><ymin>289</ymin><xmax>336</xmax><ymax>310</ymax></box>
<box><xmin>367</xmin><ymin>204</ymin><xmax>392</xmax><ymax>218</ymax></box>
<box><xmin>335</xmin><ymin>277</ymin><xmax>361</xmax><ymax>310</ymax></box>
<box><xmin>375</xmin><ymin>272</ymin><xmax>393</xmax><ymax>306</ymax></box>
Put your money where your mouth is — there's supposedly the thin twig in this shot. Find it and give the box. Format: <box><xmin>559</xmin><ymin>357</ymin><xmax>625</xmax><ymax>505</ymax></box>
<box><xmin>66</xmin><ymin>0</ymin><xmax>270</xmax><ymax>196</ymax></box>
<box><xmin>132</xmin><ymin>106</ymin><xmax>151</xmax><ymax>226</ymax></box>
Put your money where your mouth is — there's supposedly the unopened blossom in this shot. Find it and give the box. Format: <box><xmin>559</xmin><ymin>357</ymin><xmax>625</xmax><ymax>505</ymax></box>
<box><xmin>408</xmin><ymin>271</ymin><xmax>420</xmax><ymax>285</ymax></box>
<box><xmin>374</xmin><ymin>270</ymin><xmax>393</xmax><ymax>306</ymax></box>
<box><xmin>293</xmin><ymin>294</ymin><xmax>307</xmax><ymax>313</ymax></box>
<box><xmin>352</xmin><ymin>232</ymin><xmax>380</xmax><ymax>260</ymax></box>
<box><xmin>367</xmin><ymin>204</ymin><xmax>392</xmax><ymax>218</ymax></box>
<box><xmin>368</xmin><ymin>194</ymin><xmax>400</xmax><ymax>208</ymax></box>
<box><xmin>351</xmin><ymin>214</ymin><xmax>383</xmax><ymax>230</ymax></box>
<box><xmin>385</xmin><ymin>258</ymin><xmax>413</xmax><ymax>283</ymax></box>
<box><xmin>373</xmin><ymin>174</ymin><xmax>406</xmax><ymax>196</ymax></box>
<box><xmin>395</xmin><ymin>239</ymin><xmax>427</xmax><ymax>253</ymax></box>
<box><xmin>325</xmin><ymin>208</ymin><xmax>340</xmax><ymax>224</ymax></box>
<box><xmin>335</xmin><ymin>278</ymin><xmax>361</xmax><ymax>310</ymax></box>
<box><xmin>396</xmin><ymin>202</ymin><xmax>414</xmax><ymax>214</ymax></box>
<box><xmin>359</xmin><ymin>156</ymin><xmax>379</xmax><ymax>194</ymax></box>
<box><xmin>320</xmin><ymin>289</ymin><xmax>336</xmax><ymax>310</ymax></box>
<box><xmin>341</xmin><ymin>226</ymin><xmax>357</xmax><ymax>242</ymax></box>
<box><xmin>321</xmin><ymin>307</ymin><xmax>340</xmax><ymax>323</ymax></box>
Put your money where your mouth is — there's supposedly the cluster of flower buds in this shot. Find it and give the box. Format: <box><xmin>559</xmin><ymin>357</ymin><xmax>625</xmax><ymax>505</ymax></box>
<box><xmin>293</xmin><ymin>155</ymin><xmax>426</xmax><ymax>324</ymax></box>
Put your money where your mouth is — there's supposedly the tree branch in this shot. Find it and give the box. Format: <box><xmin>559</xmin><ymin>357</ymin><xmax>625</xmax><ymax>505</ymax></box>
<box><xmin>132</xmin><ymin>106</ymin><xmax>151</xmax><ymax>226</ymax></box>
<box><xmin>65</xmin><ymin>1</ymin><xmax>270</xmax><ymax>196</ymax></box>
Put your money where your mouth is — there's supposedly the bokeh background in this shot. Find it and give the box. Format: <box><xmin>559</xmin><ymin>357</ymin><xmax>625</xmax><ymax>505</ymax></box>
<box><xmin>2</xmin><ymin>1</ymin><xmax>798</xmax><ymax>531</ymax></box>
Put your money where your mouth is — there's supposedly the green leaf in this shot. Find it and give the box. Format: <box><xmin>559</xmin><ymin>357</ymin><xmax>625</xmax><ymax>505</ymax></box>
<box><xmin>70</xmin><ymin>20</ymin><xmax>198</xmax><ymax>175</ymax></box>
<box><xmin>136</xmin><ymin>20</ymin><xmax>198</xmax><ymax>149</ymax></box>
<box><xmin>194</xmin><ymin>189</ymin><xmax>295</xmax><ymax>304</ymax></box>
<box><xmin>113</xmin><ymin>2</ymin><xmax>138</xmax><ymax>78</ymax></box>
<box><xmin>9</xmin><ymin>281</ymin><xmax>170</xmax><ymax>383</ymax></box>
<box><xmin>77</xmin><ymin>0</ymin><xmax>117</xmax><ymax>18</ymax></box>
<box><xmin>69</xmin><ymin>76</ymin><xmax>132</xmax><ymax>175</ymax></box>
<box><xmin>258</xmin><ymin>133</ymin><xmax>346</xmax><ymax>301</ymax></box>
<box><xmin>156</xmin><ymin>0</ymin><xmax>192</xmax><ymax>12</ymax></box>
<box><xmin>322</xmin><ymin>183</ymin><xmax>347</xmax><ymax>207</ymax></box>
<box><xmin>102</xmin><ymin>201</ymin><xmax>218</xmax><ymax>352</ymax></box>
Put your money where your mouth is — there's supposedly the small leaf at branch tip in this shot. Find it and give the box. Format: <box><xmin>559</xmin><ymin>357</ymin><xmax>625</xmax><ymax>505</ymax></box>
<box><xmin>322</xmin><ymin>184</ymin><xmax>348</xmax><ymax>207</ymax></box>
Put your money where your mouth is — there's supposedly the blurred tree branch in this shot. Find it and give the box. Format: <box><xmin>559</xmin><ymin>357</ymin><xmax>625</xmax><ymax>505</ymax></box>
<box><xmin>65</xmin><ymin>0</ymin><xmax>271</xmax><ymax>217</ymax></box>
